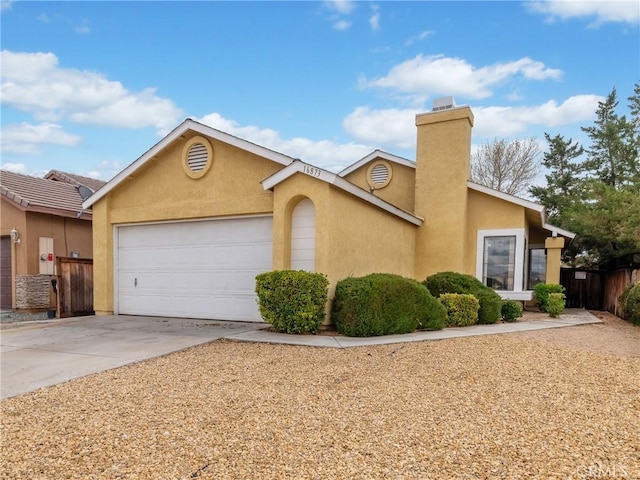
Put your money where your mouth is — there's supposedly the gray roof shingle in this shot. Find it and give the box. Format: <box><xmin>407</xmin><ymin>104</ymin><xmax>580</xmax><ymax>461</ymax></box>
<box><xmin>43</xmin><ymin>170</ymin><xmax>107</xmax><ymax>192</ymax></box>
<box><xmin>0</xmin><ymin>170</ymin><xmax>92</xmax><ymax>219</ymax></box>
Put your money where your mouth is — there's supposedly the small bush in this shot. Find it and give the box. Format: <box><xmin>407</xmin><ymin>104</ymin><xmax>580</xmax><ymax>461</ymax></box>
<box><xmin>501</xmin><ymin>300</ymin><xmax>523</xmax><ymax>322</ymax></box>
<box><xmin>332</xmin><ymin>273</ymin><xmax>445</xmax><ymax>337</ymax></box>
<box><xmin>438</xmin><ymin>293</ymin><xmax>479</xmax><ymax>327</ymax></box>
<box><xmin>547</xmin><ymin>292</ymin><xmax>565</xmax><ymax>318</ymax></box>
<box><xmin>617</xmin><ymin>283</ymin><xmax>635</xmax><ymax>319</ymax></box>
<box><xmin>424</xmin><ymin>272</ymin><xmax>502</xmax><ymax>324</ymax></box>
<box><xmin>622</xmin><ymin>283</ymin><xmax>640</xmax><ymax>326</ymax></box>
<box><xmin>255</xmin><ymin>270</ymin><xmax>329</xmax><ymax>334</ymax></box>
<box><xmin>534</xmin><ymin>283</ymin><xmax>565</xmax><ymax>313</ymax></box>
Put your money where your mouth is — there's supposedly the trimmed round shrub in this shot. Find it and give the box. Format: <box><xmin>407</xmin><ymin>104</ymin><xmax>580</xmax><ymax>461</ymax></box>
<box><xmin>622</xmin><ymin>283</ymin><xmax>640</xmax><ymax>326</ymax></box>
<box><xmin>332</xmin><ymin>273</ymin><xmax>446</xmax><ymax>337</ymax></box>
<box><xmin>547</xmin><ymin>292</ymin><xmax>566</xmax><ymax>318</ymax></box>
<box><xmin>534</xmin><ymin>283</ymin><xmax>565</xmax><ymax>313</ymax></box>
<box><xmin>255</xmin><ymin>270</ymin><xmax>329</xmax><ymax>334</ymax></box>
<box><xmin>423</xmin><ymin>271</ymin><xmax>502</xmax><ymax>324</ymax></box>
<box><xmin>501</xmin><ymin>300</ymin><xmax>523</xmax><ymax>322</ymax></box>
<box><xmin>438</xmin><ymin>293</ymin><xmax>479</xmax><ymax>327</ymax></box>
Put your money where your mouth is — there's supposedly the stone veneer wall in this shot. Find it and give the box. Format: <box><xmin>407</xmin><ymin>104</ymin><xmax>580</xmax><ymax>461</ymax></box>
<box><xmin>15</xmin><ymin>275</ymin><xmax>51</xmax><ymax>309</ymax></box>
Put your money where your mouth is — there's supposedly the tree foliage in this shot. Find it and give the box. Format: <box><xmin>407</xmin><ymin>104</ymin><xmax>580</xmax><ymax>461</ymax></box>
<box><xmin>471</xmin><ymin>137</ymin><xmax>541</xmax><ymax>197</ymax></box>
<box><xmin>530</xmin><ymin>82</ymin><xmax>640</xmax><ymax>266</ymax></box>
<box><xmin>529</xmin><ymin>133</ymin><xmax>583</xmax><ymax>221</ymax></box>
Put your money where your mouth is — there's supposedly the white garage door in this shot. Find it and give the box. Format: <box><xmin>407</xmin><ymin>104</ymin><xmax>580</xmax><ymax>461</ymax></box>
<box><xmin>117</xmin><ymin>216</ymin><xmax>272</xmax><ymax>321</ymax></box>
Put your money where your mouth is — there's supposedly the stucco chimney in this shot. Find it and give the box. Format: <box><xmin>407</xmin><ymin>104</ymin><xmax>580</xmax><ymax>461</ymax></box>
<box><xmin>414</xmin><ymin>99</ymin><xmax>474</xmax><ymax>279</ymax></box>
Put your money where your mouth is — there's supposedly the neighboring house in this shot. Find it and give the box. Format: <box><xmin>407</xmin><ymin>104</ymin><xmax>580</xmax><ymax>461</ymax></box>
<box><xmin>84</xmin><ymin>99</ymin><xmax>574</xmax><ymax>322</ymax></box>
<box><xmin>0</xmin><ymin>170</ymin><xmax>105</xmax><ymax>310</ymax></box>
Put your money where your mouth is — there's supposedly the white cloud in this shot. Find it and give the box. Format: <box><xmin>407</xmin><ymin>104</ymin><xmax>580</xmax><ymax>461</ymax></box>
<box><xmin>1</xmin><ymin>122</ymin><xmax>82</xmax><ymax>154</ymax></box>
<box><xmin>472</xmin><ymin>95</ymin><xmax>604</xmax><ymax>137</ymax></box>
<box><xmin>362</xmin><ymin>54</ymin><xmax>563</xmax><ymax>99</ymax></box>
<box><xmin>343</xmin><ymin>106</ymin><xmax>418</xmax><ymax>149</ymax></box>
<box><xmin>369</xmin><ymin>8</ymin><xmax>381</xmax><ymax>31</ymax></box>
<box><xmin>323</xmin><ymin>0</ymin><xmax>355</xmax><ymax>15</ymax></box>
<box><xmin>1</xmin><ymin>0</ymin><xmax>13</xmax><ymax>11</ymax></box>
<box><xmin>196</xmin><ymin>112</ymin><xmax>373</xmax><ymax>172</ymax></box>
<box><xmin>527</xmin><ymin>0</ymin><xmax>640</xmax><ymax>26</ymax></box>
<box><xmin>405</xmin><ymin>30</ymin><xmax>435</xmax><ymax>46</ymax></box>
<box><xmin>0</xmin><ymin>50</ymin><xmax>183</xmax><ymax>133</ymax></box>
<box><xmin>37</xmin><ymin>12</ymin><xmax>91</xmax><ymax>33</ymax></box>
<box><xmin>333</xmin><ymin>19</ymin><xmax>352</xmax><ymax>31</ymax></box>
<box><xmin>341</xmin><ymin>95</ymin><xmax>603</xmax><ymax>149</ymax></box>
<box><xmin>1</xmin><ymin>163</ymin><xmax>27</xmax><ymax>174</ymax></box>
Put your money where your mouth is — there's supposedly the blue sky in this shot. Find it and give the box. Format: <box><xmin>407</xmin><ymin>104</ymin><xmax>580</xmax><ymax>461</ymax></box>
<box><xmin>1</xmin><ymin>1</ymin><xmax>638</xmax><ymax>182</ymax></box>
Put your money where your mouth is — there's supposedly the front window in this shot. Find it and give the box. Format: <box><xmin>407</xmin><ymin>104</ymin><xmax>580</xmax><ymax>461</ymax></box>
<box><xmin>482</xmin><ymin>236</ymin><xmax>516</xmax><ymax>290</ymax></box>
<box><xmin>476</xmin><ymin>228</ymin><xmax>526</xmax><ymax>295</ymax></box>
<box><xmin>528</xmin><ymin>248</ymin><xmax>546</xmax><ymax>289</ymax></box>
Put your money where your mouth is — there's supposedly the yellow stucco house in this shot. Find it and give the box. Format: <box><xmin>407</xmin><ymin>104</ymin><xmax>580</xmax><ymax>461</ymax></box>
<box><xmin>84</xmin><ymin>100</ymin><xmax>574</xmax><ymax>322</ymax></box>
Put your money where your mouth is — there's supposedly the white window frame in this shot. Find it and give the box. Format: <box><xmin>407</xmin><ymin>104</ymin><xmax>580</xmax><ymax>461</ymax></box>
<box><xmin>476</xmin><ymin>228</ymin><xmax>532</xmax><ymax>301</ymax></box>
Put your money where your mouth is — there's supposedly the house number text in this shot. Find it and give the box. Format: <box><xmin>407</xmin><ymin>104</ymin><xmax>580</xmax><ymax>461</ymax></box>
<box><xmin>302</xmin><ymin>165</ymin><xmax>321</xmax><ymax>178</ymax></box>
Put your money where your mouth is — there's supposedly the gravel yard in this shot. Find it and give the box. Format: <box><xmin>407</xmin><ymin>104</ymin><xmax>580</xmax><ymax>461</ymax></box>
<box><xmin>1</xmin><ymin>314</ymin><xmax>639</xmax><ymax>480</ymax></box>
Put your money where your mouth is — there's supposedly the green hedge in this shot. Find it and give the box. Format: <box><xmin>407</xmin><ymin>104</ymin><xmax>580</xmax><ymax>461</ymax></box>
<box><xmin>621</xmin><ymin>283</ymin><xmax>640</xmax><ymax>326</ymax></box>
<box><xmin>534</xmin><ymin>283</ymin><xmax>565</xmax><ymax>313</ymax></box>
<box><xmin>501</xmin><ymin>300</ymin><xmax>523</xmax><ymax>322</ymax></box>
<box><xmin>331</xmin><ymin>273</ymin><xmax>446</xmax><ymax>337</ymax></box>
<box><xmin>547</xmin><ymin>292</ymin><xmax>566</xmax><ymax>318</ymax></box>
<box><xmin>255</xmin><ymin>270</ymin><xmax>329</xmax><ymax>334</ymax></box>
<box><xmin>423</xmin><ymin>272</ymin><xmax>502</xmax><ymax>324</ymax></box>
<box><xmin>438</xmin><ymin>293</ymin><xmax>479</xmax><ymax>327</ymax></box>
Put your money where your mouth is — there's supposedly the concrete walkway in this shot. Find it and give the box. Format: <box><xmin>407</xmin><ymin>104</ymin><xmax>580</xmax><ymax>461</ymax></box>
<box><xmin>1</xmin><ymin>310</ymin><xmax>601</xmax><ymax>399</ymax></box>
<box><xmin>226</xmin><ymin>309</ymin><xmax>603</xmax><ymax>347</ymax></box>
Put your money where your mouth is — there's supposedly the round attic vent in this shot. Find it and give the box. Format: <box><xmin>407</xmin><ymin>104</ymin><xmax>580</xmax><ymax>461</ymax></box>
<box><xmin>182</xmin><ymin>136</ymin><xmax>213</xmax><ymax>179</ymax></box>
<box><xmin>187</xmin><ymin>143</ymin><xmax>208</xmax><ymax>172</ymax></box>
<box><xmin>367</xmin><ymin>160</ymin><xmax>392</xmax><ymax>189</ymax></box>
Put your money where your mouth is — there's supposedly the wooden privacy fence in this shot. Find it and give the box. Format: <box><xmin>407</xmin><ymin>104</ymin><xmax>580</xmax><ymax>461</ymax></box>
<box><xmin>561</xmin><ymin>254</ymin><xmax>640</xmax><ymax>315</ymax></box>
<box><xmin>56</xmin><ymin>257</ymin><xmax>94</xmax><ymax>317</ymax></box>
<box><xmin>560</xmin><ymin>268</ymin><xmax>603</xmax><ymax>310</ymax></box>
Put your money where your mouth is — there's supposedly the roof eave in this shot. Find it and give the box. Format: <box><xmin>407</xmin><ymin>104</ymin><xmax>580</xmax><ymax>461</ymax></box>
<box><xmin>262</xmin><ymin>161</ymin><xmax>423</xmax><ymax>226</ymax></box>
<box><xmin>83</xmin><ymin>118</ymin><xmax>296</xmax><ymax>209</ymax></box>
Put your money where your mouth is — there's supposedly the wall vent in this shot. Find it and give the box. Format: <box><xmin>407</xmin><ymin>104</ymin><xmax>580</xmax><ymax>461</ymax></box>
<box><xmin>370</xmin><ymin>163</ymin><xmax>389</xmax><ymax>185</ymax></box>
<box><xmin>432</xmin><ymin>96</ymin><xmax>456</xmax><ymax>111</ymax></box>
<box><xmin>186</xmin><ymin>143</ymin><xmax>209</xmax><ymax>172</ymax></box>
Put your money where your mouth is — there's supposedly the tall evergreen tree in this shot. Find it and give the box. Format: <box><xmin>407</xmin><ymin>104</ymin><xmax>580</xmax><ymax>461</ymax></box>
<box><xmin>529</xmin><ymin>133</ymin><xmax>583</xmax><ymax>221</ymax></box>
<box><xmin>581</xmin><ymin>87</ymin><xmax>637</xmax><ymax>189</ymax></box>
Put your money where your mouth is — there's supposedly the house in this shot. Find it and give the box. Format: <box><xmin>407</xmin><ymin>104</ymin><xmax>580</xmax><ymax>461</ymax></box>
<box><xmin>83</xmin><ymin>99</ymin><xmax>574</xmax><ymax>322</ymax></box>
<box><xmin>0</xmin><ymin>170</ymin><xmax>105</xmax><ymax>311</ymax></box>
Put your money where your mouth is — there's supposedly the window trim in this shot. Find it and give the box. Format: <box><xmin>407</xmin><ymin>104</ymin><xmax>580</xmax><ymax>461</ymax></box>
<box><xmin>476</xmin><ymin>228</ymin><xmax>528</xmax><ymax>299</ymax></box>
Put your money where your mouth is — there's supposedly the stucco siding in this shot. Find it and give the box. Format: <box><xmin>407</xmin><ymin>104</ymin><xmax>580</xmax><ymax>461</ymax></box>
<box><xmin>465</xmin><ymin>189</ymin><xmax>527</xmax><ymax>275</ymax></box>
<box><xmin>91</xmin><ymin>198</ymin><xmax>113</xmax><ymax>315</ymax></box>
<box><xmin>326</xmin><ymin>187</ymin><xmax>416</xmax><ymax>286</ymax></box>
<box><xmin>91</xmin><ymin>135</ymin><xmax>287</xmax><ymax>315</ymax></box>
<box><xmin>108</xmin><ymin>135</ymin><xmax>281</xmax><ymax>224</ymax></box>
<box><xmin>343</xmin><ymin>162</ymin><xmax>416</xmax><ymax>213</ymax></box>
<box><xmin>415</xmin><ymin>107</ymin><xmax>473</xmax><ymax>279</ymax></box>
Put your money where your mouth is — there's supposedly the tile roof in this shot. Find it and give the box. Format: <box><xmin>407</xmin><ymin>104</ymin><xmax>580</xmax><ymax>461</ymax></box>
<box><xmin>0</xmin><ymin>170</ymin><xmax>91</xmax><ymax>220</ymax></box>
<box><xmin>44</xmin><ymin>170</ymin><xmax>107</xmax><ymax>192</ymax></box>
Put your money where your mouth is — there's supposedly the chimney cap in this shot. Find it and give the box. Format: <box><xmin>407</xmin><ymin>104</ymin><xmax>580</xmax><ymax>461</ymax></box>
<box><xmin>432</xmin><ymin>96</ymin><xmax>456</xmax><ymax>111</ymax></box>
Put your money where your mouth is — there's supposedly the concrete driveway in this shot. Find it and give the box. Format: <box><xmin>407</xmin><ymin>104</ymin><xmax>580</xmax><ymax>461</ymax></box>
<box><xmin>0</xmin><ymin>315</ymin><xmax>266</xmax><ymax>399</ymax></box>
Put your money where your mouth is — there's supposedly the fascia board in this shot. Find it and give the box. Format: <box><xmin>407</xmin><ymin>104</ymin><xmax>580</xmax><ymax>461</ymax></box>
<box><xmin>338</xmin><ymin>150</ymin><xmax>416</xmax><ymax>177</ymax></box>
<box><xmin>467</xmin><ymin>181</ymin><xmax>544</xmax><ymax>213</ymax></box>
<box><xmin>543</xmin><ymin>223</ymin><xmax>576</xmax><ymax>239</ymax></box>
<box><xmin>83</xmin><ymin>119</ymin><xmax>295</xmax><ymax>209</ymax></box>
<box><xmin>263</xmin><ymin>160</ymin><xmax>422</xmax><ymax>226</ymax></box>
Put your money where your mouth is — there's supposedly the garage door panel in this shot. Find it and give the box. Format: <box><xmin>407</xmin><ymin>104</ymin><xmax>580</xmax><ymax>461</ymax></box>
<box><xmin>117</xmin><ymin>217</ymin><xmax>272</xmax><ymax>321</ymax></box>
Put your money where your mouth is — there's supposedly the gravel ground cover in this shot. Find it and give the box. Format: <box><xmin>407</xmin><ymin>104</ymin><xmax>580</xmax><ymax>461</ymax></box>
<box><xmin>2</xmin><ymin>321</ymin><xmax>639</xmax><ymax>480</ymax></box>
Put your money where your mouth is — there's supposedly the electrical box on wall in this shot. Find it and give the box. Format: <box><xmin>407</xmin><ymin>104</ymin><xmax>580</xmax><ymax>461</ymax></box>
<box><xmin>39</xmin><ymin>237</ymin><xmax>54</xmax><ymax>275</ymax></box>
